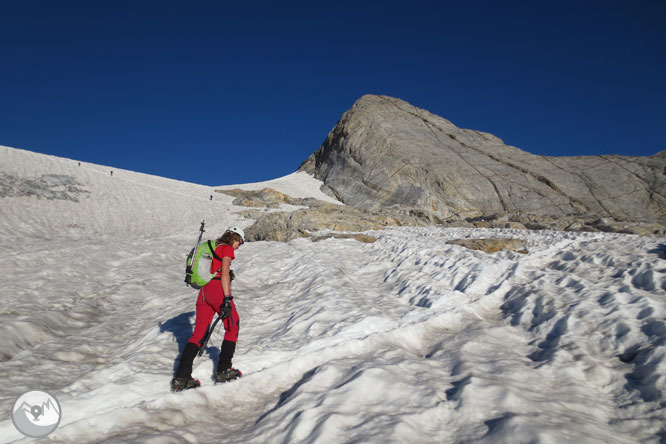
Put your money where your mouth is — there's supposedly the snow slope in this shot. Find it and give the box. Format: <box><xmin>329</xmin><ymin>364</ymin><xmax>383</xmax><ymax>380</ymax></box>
<box><xmin>0</xmin><ymin>145</ymin><xmax>665</xmax><ymax>443</ymax></box>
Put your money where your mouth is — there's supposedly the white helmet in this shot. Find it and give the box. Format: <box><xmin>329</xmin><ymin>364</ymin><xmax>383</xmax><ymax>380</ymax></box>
<box><xmin>226</xmin><ymin>226</ymin><xmax>246</xmax><ymax>243</ymax></box>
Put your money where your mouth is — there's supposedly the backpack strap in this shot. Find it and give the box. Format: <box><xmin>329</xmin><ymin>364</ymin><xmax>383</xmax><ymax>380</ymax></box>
<box><xmin>208</xmin><ymin>240</ymin><xmax>223</xmax><ymax>261</ymax></box>
<box><xmin>209</xmin><ymin>240</ymin><xmax>225</xmax><ymax>279</ymax></box>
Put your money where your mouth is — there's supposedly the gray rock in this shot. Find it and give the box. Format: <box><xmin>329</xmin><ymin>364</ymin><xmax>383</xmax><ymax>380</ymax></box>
<box><xmin>243</xmin><ymin>203</ymin><xmax>429</xmax><ymax>242</ymax></box>
<box><xmin>227</xmin><ymin>187</ymin><xmax>666</xmax><ymax>242</ymax></box>
<box><xmin>447</xmin><ymin>238</ymin><xmax>528</xmax><ymax>254</ymax></box>
<box><xmin>219</xmin><ymin>188</ymin><xmax>430</xmax><ymax>242</ymax></box>
<box><xmin>300</xmin><ymin>95</ymin><xmax>666</xmax><ymax>226</ymax></box>
<box><xmin>216</xmin><ymin>188</ymin><xmax>327</xmax><ymax>208</ymax></box>
<box><xmin>0</xmin><ymin>172</ymin><xmax>89</xmax><ymax>202</ymax></box>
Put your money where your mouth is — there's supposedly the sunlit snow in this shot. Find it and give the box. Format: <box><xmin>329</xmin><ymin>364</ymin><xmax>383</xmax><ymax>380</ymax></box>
<box><xmin>1</xmin><ymin>145</ymin><xmax>665</xmax><ymax>443</ymax></box>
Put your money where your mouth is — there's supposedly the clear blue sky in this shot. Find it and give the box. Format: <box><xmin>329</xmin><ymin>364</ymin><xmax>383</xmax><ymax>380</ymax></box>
<box><xmin>1</xmin><ymin>1</ymin><xmax>664</xmax><ymax>186</ymax></box>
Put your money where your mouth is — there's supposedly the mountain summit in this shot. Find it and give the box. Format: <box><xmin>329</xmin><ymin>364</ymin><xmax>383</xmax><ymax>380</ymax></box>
<box><xmin>300</xmin><ymin>95</ymin><xmax>666</xmax><ymax>224</ymax></box>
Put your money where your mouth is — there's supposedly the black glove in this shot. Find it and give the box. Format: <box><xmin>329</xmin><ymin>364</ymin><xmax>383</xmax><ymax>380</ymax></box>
<box><xmin>219</xmin><ymin>296</ymin><xmax>232</xmax><ymax>319</ymax></box>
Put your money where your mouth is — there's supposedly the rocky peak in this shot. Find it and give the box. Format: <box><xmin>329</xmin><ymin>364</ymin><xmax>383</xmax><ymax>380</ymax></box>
<box><xmin>300</xmin><ymin>95</ymin><xmax>666</xmax><ymax>225</ymax></box>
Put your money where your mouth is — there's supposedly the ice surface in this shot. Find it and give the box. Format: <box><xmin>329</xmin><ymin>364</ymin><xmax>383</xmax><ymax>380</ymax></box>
<box><xmin>0</xmin><ymin>145</ymin><xmax>665</xmax><ymax>443</ymax></box>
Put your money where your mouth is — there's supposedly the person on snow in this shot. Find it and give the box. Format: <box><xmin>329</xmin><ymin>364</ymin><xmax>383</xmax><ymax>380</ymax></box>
<box><xmin>171</xmin><ymin>226</ymin><xmax>246</xmax><ymax>392</ymax></box>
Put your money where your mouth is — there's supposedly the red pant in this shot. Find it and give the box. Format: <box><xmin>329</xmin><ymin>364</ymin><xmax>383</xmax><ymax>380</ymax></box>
<box><xmin>188</xmin><ymin>281</ymin><xmax>239</xmax><ymax>346</ymax></box>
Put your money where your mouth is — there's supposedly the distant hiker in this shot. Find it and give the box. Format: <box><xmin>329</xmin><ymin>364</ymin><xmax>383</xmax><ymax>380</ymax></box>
<box><xmin>210</xmin><ymin>195</ymin><xmax>213</xmax><ymax>201</ymax></box>
<box><xmin>171</xmin><ymin>227</ymin><xmax>246</xmax><ymax>392</ymax></box>
<box><xmin>78</xmin><ymin>162</ymin><xmax>81</xmax><ymax>166</ymax></box>
<box><xmin>110</xmin><ymin>170</ymin><xmax>113</xmax><ymax>176</ymax></box>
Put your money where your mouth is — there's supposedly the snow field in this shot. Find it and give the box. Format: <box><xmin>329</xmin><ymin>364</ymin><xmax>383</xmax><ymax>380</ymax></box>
<box><xmin>1</xmin><ymin>145</ymin><xmax>665</xmax><ymax>443</ymax></box>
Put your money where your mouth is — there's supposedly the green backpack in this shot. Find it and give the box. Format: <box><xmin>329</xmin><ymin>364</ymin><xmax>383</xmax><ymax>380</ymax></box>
<box><xmin>185</xmin><ymin>239</ymin><xmax>222</xmax><ymax>289</ymax></box>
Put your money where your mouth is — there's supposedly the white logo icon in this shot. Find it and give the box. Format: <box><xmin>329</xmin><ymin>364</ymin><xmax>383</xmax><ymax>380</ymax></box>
<box><xmin>12</xmin><ymin>390</ymin><xmax>62</xmax><ymax>438</ymax></box>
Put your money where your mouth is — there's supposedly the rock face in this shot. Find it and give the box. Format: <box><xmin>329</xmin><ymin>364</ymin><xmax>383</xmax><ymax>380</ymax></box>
<box><xmin>300</xmin><ymin>95</ymin><xmax>666</xmax><ymax>225</ymax></box>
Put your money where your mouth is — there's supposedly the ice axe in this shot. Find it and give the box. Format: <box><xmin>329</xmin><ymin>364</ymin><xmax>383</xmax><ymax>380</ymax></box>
<box><xmin>198</xmin><ymin>315</ymin><xmax>222</xmax><ymax>357</ymax></box>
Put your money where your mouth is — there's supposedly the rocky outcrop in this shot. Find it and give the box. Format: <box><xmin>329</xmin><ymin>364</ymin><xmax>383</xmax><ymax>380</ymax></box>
<box><xmin>216</xmin><ymin>188</ymin><xmax>430</xmax><ymax>242</ymax></box>
<box><xmin>239</xmin><ymin>200</ymin><xmax>427</xmax><ymax>242</ymax></box>
<box><xmin>299</xmin><ymin>95</ymin><xmax>666</xmax><ymax>226</ymax></box>
<box><xmin>221</xmin><ymin>188</ymin><xmax>666</xmax><ymax>242</ymax></box>
<box><xmin>447</xmin><ymin>238</ymin><xmax>528</xmax><ymax>254</ymax></box>
<box><xmin>464</xmin><ymin>212</ymin><xmax>666</xmax><ymax>236</ymax></box>
<box><xmin>216</xmin><ymin>188</ymin><xmax>324</xmax><ymax>209</ymax></box>
<box><xmin>0</xmin><ymin>172</ymin><xmax>89</xmax><ymax>202</ymax></box>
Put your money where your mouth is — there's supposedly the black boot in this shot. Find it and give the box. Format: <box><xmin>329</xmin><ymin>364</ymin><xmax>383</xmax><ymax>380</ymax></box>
<box><xmin>214</xmin><ymin>367</ymin><xmax>242</xmax><ymax>383</ymax></box>
<box><xmin>175</xmin><ymin>342</ymin><xmax>199</xmax><ymax>378</ymax></box>
<box><xmin>171</xmin><ymin>342</ymin><xmax>201</xmax><ymax>392</ymax></box>
<box><xmin>215</xmin><ymin>340</ymin><xmax>241</xmax><ymax>383</ymax></box>
<box><xmin>170</xmin><ymin>376</ymin><xmax>201</xmax><ymax>392</ymax></box>
<box><xmin>217</xmin><ymin>340</ymin><xmax>236</xmax><ymax>372</ymax></box>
